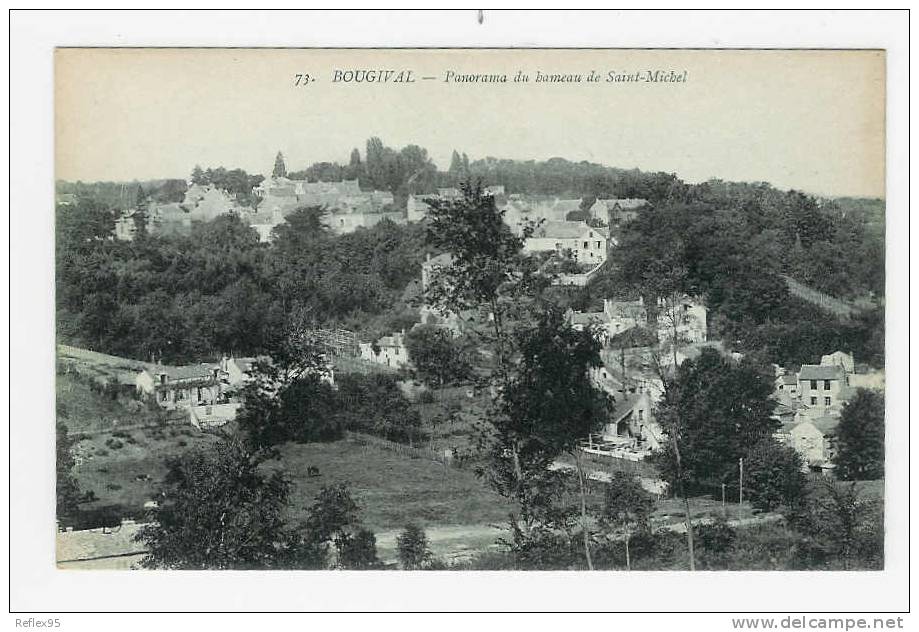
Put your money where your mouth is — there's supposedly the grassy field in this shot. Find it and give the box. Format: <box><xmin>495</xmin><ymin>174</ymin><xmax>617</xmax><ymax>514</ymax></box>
<box><xmin>56</xmin><ymin>372</ymin><xmax>166</xmax><ymax>434</ymax></box>
<box><xmin>57</xmin><ymin>344</ymin><xmax>154</xmax><ymax>385</ymax></box>
<box><xmin>272</xmin><ymin>438</ymin><xmax>514</xmax><ymax>532</ymax></box>
<box><xmin>71</xmin><ymin>424</ymin><xmax>218</xmax><ymax>517</ymax></box>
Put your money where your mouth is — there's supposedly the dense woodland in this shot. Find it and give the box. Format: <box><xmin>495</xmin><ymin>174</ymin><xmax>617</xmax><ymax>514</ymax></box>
<box><xmin>56</xmin><ymin>138</ymin><xmax>885</xmax><ymax>371</ymax></box>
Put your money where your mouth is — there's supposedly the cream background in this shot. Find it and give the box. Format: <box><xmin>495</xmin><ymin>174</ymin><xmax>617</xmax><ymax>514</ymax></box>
<box><xmin>56</xmin><ymin>48</ymin><xmax>885</xmax><ymax>198</ymax></box>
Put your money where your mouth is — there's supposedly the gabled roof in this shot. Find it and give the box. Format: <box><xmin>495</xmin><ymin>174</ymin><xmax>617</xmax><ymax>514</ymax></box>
<box><xmin>798</xmin><ymin>364</ymin><xmax>846</xmax><ymax>381</ymax></box>
<box><xmin>553</xmin><ymin>199</ymin><xmax>583</xmax><ymax>213</ymax></box>
<box><xmin>532</xmin><ymin>220</ymin><xmax>593</xmax><ymax>239</ymax></box>
<box><xmin>148</xmin><ymin>364</ymin><xmax>219</xmax><ymax>381</ymax></box>
<box><xmin>781</xmin><ymin>374</ymin><xmax>798</xmax><ymax>385</ymax></box>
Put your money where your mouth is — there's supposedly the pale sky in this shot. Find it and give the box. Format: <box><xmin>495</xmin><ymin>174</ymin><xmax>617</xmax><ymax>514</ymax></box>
<box><xmin>56</xmin><ymin>48</ymin><xmax>885</xmax><ymax>198</ymax></box>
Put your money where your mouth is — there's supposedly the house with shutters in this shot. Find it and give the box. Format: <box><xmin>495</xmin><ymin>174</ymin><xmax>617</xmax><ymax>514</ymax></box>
<box><xmin>797</xmin><ymin>364</ymin><xmax>849</xmax><ymax>410</ymax></box>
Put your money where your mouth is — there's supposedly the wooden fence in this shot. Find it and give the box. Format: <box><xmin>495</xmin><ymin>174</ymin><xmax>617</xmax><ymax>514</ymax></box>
<box><xmin>782</xmin><ymin>275</ymin><xmax>867</xmax><ymax>320</ymax></box>
<box><xmin>344</xmin><ymin>431</ymin><xmax>459</xmax><ymax>468</ymax></box>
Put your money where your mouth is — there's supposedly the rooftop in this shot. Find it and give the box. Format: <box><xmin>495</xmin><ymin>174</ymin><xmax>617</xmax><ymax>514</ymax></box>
<box><xmin>799</xmin><ymin>364</ymin><xmax>846</xmax><ymax>381</ymax></box>
<box><xmin>532</xmin><ymin>220</ymin><xmax>594</xmax><ymax>239</ymax></box>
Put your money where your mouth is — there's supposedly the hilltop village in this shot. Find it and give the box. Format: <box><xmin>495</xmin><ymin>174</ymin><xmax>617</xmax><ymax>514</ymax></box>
<box><xmin>55</xmin><ymin>143</ymin><xmax>886</xmax><ymax>571</ymax></box>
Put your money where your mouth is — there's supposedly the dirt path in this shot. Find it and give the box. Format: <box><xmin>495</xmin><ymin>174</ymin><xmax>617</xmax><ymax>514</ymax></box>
<box><xmin>373</xmin><ymin>524</ymin><xmax>507</xmax><ymax>564</ymax></box>
<box><xmin>373</xmin><ymin>513</ymin><xmax>785</xmax><ymax>565</ymax></box>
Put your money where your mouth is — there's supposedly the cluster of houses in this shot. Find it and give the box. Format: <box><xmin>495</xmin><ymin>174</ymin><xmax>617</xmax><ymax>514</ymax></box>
<box><xmin>568</xmin><ymin>295</ymin><xmax>708</xmax><ymax>348</ymax></box>
<box><xmin>134</xmin><ymin>355</ymin><xmax>334</xmax><ymax>429</ymax></box>
<box><xmin>252</xmin><ymin>176</ymin><xmax>399</xmax><ymax>238</ymax></box>
<box><xmin>109</xmin><ymin>156</ymin><xmax>653</xmax><ymax>254</ymax></box>
<box><xmin>772</xmin><ymin>351</ymin><xmax>885</xmax><ymax>473</ymax></box>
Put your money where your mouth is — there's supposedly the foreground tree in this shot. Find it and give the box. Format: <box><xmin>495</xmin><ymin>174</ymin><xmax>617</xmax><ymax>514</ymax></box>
<box><xmin>493</xmin><ymin>308</ymin><xmax>610</xmax><ymax>569</ymax></box>
<box><xmin>303</xmin><ymin>484</ymin><xmax>381</xmax><ymax>569</ymax></box>
<box><xmin>651</xmin><ymin>348</ymin><xmax>777</xmax><ymax>490</ymax></box>
<box><xmin>137</xmin><ymin>438</ymin><xmax>293</xmax><ymax>569</ymax></box>
<box><xmin>790</xmin><ymin>481</ymin><xmax>883</xmax><ymax>570</ymax></box>
<box><xmin>56</xmin><ymin>421</ymin><xmax>91</xmax><ymax>520</ymax></box>
<box><xmin>396</xmin><ymin>523</ymin><xmax>432</xmax><ymax>570</ymax></box>
<box><xmin>601</xmin><ymin>472</ymin><xmax>654</xmax><ymax>570</ymax></box>
<box><xmin>743</xmin><ymin>437</ymin><xmax>807</xmax><ymax>512</ymax></box>
<box><xmin>835</xmin><ymin>389</ymin><xmax>885</xmax><ymax>481</ymax></box>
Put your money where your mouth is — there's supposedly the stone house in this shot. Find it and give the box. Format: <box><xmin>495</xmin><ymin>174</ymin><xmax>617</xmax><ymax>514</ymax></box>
<box><xmin>798</xmin><ymin>364</ymin><xmax>848</xmax><ymax>410</ymax></box>
<box><xmin>135</xmin><ymin>364</ymin><xmax>223</xmax><ymax>410</ymax></box>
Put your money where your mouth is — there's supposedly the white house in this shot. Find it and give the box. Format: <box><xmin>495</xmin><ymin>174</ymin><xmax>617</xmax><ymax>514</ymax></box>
<box><xmin>790</xmin><ymin>416</ymin><xmax>840</xmax><ymax>471</ymax></box>
<box><xmin>523</xmin><ymin>221</ymin><xmax>610</xmax><ymax>264</ymax></box>
<box><xmin>797</xmin><ymin>364</ymin><xmax>849</xmax><ymax>410</ymax></box>
<box><xmin>135</xmin><ymin>364</ymin><xmax>223</xmax><ymax>410</ymax></box>
<box><xmin>359</xmin><ymin>331</ymin><xmax>409</xmax><ymax>369</ymax></box>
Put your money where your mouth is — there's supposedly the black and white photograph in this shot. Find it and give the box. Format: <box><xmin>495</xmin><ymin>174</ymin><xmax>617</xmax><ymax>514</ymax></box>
<box><xmin>51</xmin><ymin>46</ymin><xmax>888</xmax><ymax>573</ymax></box>
<box><xmin>8</xmin><ymin>8</ymin><xmax>911</xmax><ymax>620</ymax></box>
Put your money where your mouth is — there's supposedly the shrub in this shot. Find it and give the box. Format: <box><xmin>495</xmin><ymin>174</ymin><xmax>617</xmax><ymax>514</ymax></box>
<box><xmin>396</xmin><ymin>523</ymin><xmax>431</xmax><ymax>570</ymax></box>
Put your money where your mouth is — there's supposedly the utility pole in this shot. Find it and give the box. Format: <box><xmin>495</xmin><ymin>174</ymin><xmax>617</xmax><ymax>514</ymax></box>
<box><xmin>739</xmin><ymin>457</ymin><xmax>744</xmax><ymax>513</ymax></box>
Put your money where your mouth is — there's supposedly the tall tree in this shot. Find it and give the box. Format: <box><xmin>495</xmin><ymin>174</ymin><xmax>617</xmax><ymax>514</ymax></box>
<box><xmin>303</xmin><ymin>483</ymin><xmax>381</xmax><ymax>569</ymax></box>
<box><xmin>835</xmin><ymin>389</ymin><xmax>885</xmax><ymax>481</ymax></box>
<box><xmin>651</xmin><ymin>348</ymin><xmax>778</xmax><ymax>490</ymax></box>
<box><xmin>272</xmin><ymin>151</ymin><xmax>287</xmax><ymax>179</ymax></box>
<box><xmin>137</xmin><ymin>438</ymin><xmax>295</xmax><ymax>569</ymax></box>
<box><xmin>448</xmin><ymin>150</ymin><xmax>464</xmax><ymax>175</ymax></box>
<box><xmin>744</xmin><ymin>436</ymin><xmax>807</xmax><ymax>512</ymax></box>
<box><xmin>492</xmin><ymin>308</ymin><xmax>611</xmax><ymax>569</ymax></box>
<box><xmin>190</xmin><ymin>164</ymin><xmax>205</xmax><ymax>185</ymax></box>
<box><xmin>601</xmin><ymin>472</ymin><xmax>654</xmax><ymax>570</ymax></box>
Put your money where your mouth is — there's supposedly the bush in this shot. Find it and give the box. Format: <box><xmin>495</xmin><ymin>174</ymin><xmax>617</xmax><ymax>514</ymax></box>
<box><xmin>396</xmin><ymin>524</ymin><xmax>431</xmax><ymax>570</ymax></box>
<box><xmin>694</xmin><ymin>519</ymin><xmax>737</xmax><ymax>569</ymax></box>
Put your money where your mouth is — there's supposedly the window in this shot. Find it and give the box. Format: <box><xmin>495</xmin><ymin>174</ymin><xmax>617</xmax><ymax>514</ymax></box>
<box><xmin>823</xmin><ymin>380</ymin><xmax>831</xmax><ymax>390</ymax></box>
<box><xmin>810</xmin><ymin>380</ymin><xmax>818</xmax><ymax>390</ymax></box>
<box><xmin>824</xmin><ymin>397</ymin><xmax>831</xmax><ymax>406</ymax></box>
<box><xmin>810</xmin><ymin>397</ymin><xmax>817</xmax><ymax>405</ymax></box>
<box><xmin>596</xmin><ymin>241</ymin><xmax>601</xmax><ymax>249</ymax></box>
<box><xmin>583</xmin><ymin>241</ymin><xmax>588</xmax><ymax>249</ymax></box>
<box><xmin>638</xmin><ymin>410</ymin><xmax>644</xmax><ymax>421</ymax></box>
<box><xmin>160</xmin><ymin>391</ymin><xmax>168</xmax><ymax>402</ymax></box>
